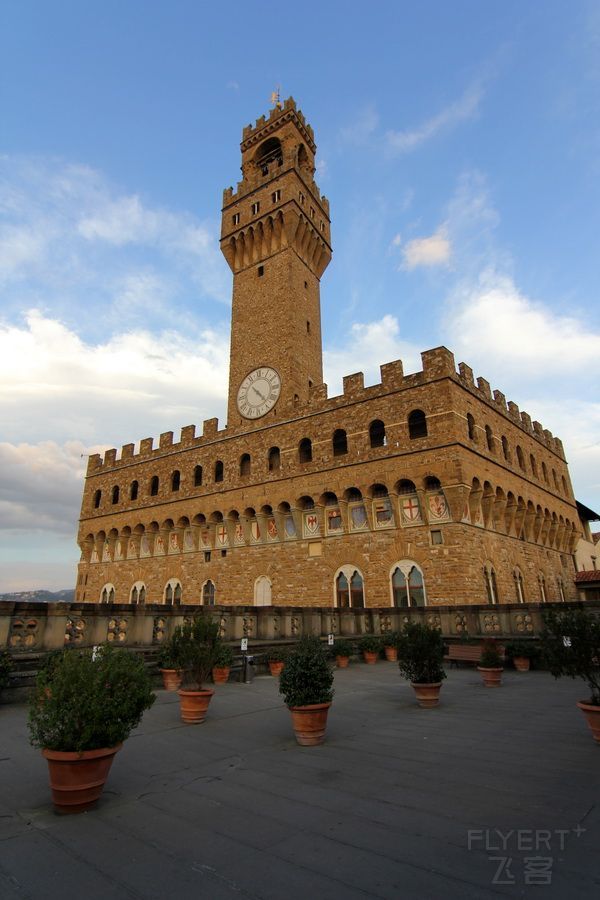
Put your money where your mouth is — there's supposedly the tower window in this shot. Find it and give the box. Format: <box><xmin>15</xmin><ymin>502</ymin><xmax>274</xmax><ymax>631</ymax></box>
<box><xmin>306</xmin><ymin>321</ymin><xmax>310</xmax><ymax>333</ymax></box>
<box><xmin>111</xmin><ymin>485</ymin><xmax>119</xmax><ymax>505</ymax></box>
<box><xmin>251</xmin><ymin>201</ymin><xmax>260</xmax><ymax>216</ymax></box>
<box><xmin>271</xmin><ymin>190</ymin><xmax>281</xmax><ymax>203</ymax></box>
<box><xmin>310</xmin><ymin>206</ymin><xmax>315</xmax><ymax>218</ymax></box>
<box><xmin>240</xmin><ymin>453</ymin><xmax>251</xmax><ymax>476</ymax></box>
<box><xmin>214</xmin><ymin>460</ymin><xmax>224</xmax><ymax>483</ymax></box>
<box><xmin>299</xmin><ymin>438</ymin><xmax>312</xmax><ymax>463</ymax></box>
<box><xmin>408</xmin><ymin>409</ymin><xmax>428</xmax><ymax>439</ymax></box>
<box><xmin>369</xmin><ymin>419</ymin><xmax>386</xmax><ymax>448</ymax></box>
<box><xmin>333</xmin><ymin>429</ymin><xmax>348</xmax><ymax>456</ymax></box>
<box><xmin>320</xmin><ymin>221</ymin><xmax>326</xmax><ymax>232</ymax></box>
<box><xmin>171</xmin><ymin>470</ymin><xmax>181</xmax><ymax>492</ymax></box>
<box><xmin>232</xmin><ymin>213</ymin><xmax>240</xmax><ymax>226</ymax></box>
<box><xmin>304</xmin><ymin>281</ymin><xmax>308</xmax><ymax>289</ymax></box>
<box><xmin>93</xmin><ymin>489</ymin><xmax>101</xmax><ymax>509</ymax></box>
<box><xmin>150</xmin><ymin>475</ymin><xmax>159</xmax><ymax>496</ymax></box>
<box><xmin>268</xmin><ymin>447</ymin><xmax>281</xmax><ymax>472</ymax></box>
<box><xmin>194</xmin><ymin>465</ymin><xmax>203</xmax><ymax>487</ymax></box>
<box><xmin>257</xmin><ymin>265</ymin><xmax>264</xmax><ymax>277</ymax></box>
<box><xmin>130</xmin><ymin>480</ymin><xmax>138</xmax><ymax>501</ymax></box>
<box><xmin>299</xmin><ymin>191</ymin><xmax>305</xmax><ymax>205</ymax></box>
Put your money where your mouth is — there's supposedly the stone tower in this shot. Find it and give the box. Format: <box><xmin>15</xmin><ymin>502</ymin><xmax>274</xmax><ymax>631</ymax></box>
<box><xmin>220</xmin><ymin>97</ymin><xmax>332</xmax><ymax>428</ymax></box>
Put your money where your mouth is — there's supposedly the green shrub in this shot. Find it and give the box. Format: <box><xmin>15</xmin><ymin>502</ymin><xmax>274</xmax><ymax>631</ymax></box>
<box><xmin>279</xmin><ymin>637</ymin><xmax>334</xmax><ymax>708</ymax></box>
<box><xmin>396</xmin><ymin>622</ymin><xmax>447</xmax><ymax>684</ymax></box>
<box><xmin>358</xmin><ymin>635</ymin><xmax>382</xmax><ymax>654</ymax></box>
<box><xmin>0</xmin><ymin>650</ymin><xmax>11</xmax><ymax>694</ymax></box>
<box><xmin>382</xmin><ymin>630</ymin><xmax>400</xmax><ymax>649</ymax></box>
<box><xmin>173</xmin><ymin>615</ymin><xmax>222</xmax><ymax>689</ymax></box>
<box><xmin>214</xmin><ymin>644</ymin><xmax>234</xmax><ymax>667</ymax></box>
<box><xmin>540</xmin><ymin>607</ymin><xmax>600</xmax><ymax>705</ymax></box>
<box><xmin>267</xmin><ymin>646</ymin><xmax>288</xmax><ymax>662</ymax></box>
<box><xmin>28</xmin><ymin>644</ymin><xmax>155</xmax><ymax>753</ymax></box>
<box><xmin>157</xmin><ymin>639</ymin><xmax>181</xmax><ymax>670</ymax></box>
<box><xmin>505</xmin><ymin>639</ymin><xmax>540</xmax><ymax>661</ymax></box>
<box><xmin>479</xmin><ymin>640</ymin><xmax>503</xmax><ymax>668</ymax></box>
<box><xmin>332</xmin><ymin>638</ymin><xmax>353</xmax><ymax>658</ymax></box>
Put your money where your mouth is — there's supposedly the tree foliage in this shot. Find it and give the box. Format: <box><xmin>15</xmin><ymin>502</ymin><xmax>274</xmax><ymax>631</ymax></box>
<box><xmin>396</xmin><ymin>622</ymin><xmax>447</xmax><ymax>684</ymax></box>
<box><xmin>279</xmin><ymin>636</ymin><xmax>334</xmax><ymax>708</ymax></box>
<box><xmin>541</xmin><ymin>607</ymin><xmax>600</xmax><ymax>705</ymax></box>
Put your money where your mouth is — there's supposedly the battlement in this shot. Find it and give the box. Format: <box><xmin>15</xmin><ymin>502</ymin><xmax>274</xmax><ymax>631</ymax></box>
<box><xmin>241</xmin><ymin>97</ymin><xmax>315</xmax><ymax>150</ymax></box>
<box><xmin>86</xmin><ymin>345</ymin><xmax>565</xmax><ymax>475</ymax></box>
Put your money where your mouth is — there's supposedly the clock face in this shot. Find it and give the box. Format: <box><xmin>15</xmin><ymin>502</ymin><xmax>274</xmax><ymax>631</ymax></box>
<box><xmin>237</xmin><ymin>367</ymin><xmax>281</xmax><ymax>419</ymax></box>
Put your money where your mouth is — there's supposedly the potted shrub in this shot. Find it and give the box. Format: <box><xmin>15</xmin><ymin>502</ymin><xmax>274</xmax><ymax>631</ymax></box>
<box><xmin>279</xmin><ymin>636</ymin><xmax>334</xmax><ymax>745</ymax></box>
<box><xmin>267</xmin><ymin>646</ymin><xmax>287</xmax><ymax>676</ymax></box>
<box><xmin>212</xmin><ymin>644</ymin><xmax>234</xmax><ymax>684</ymax></box>
<box><xmin>0</xmin><ymin>650</ymin><xmax>11</xmax><ymax>699</ymax></box>
<box><xmin>331</xmin><ymin>638</ymin><xmax>353</xmax><ymax>668</ymax></box>
<box><xmin>396</xmin><ymin>622</ymin><xmax>447</xmax><ymax>707</ymax></box>
<box><xmin>28</xmin><ymin>644</ymin><xmax>155</xmax><ymax>814</ymax></box>
<box><xmin>175</xmin><ymin>614</ymin><xmax>222</xmax><ymax>724</ymax></box>
<box><xmin>540</xmin><ymin>607</ymin><xmax>600</xmax><ymax>744</ymax></box>
<box><xmin>477</xmin><ymin>640</ymin><xmax>504</xmax><ymax>687</ymax></box>
<box><xmin>157</xmin><ymin>637</ymin><xmax>183</xmax><ymax>691</ymax></box>
<box><xmin>382</xmin><ymin>631</ymin><xmax>400</xmax><ymax>662</ymax></box>
<box><xmin>505</xmin><ymin>639</ymin><xmax>539</xmax><ymax>672</ymax></box>
<box><xmin>358</xmin><ymin>635</ymin><xmax>381</xmax><ymax>664</ymax></box>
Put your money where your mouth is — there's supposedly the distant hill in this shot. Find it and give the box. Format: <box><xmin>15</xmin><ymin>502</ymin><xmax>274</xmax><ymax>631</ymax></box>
<box><xmin>0</xmin><ymin>589</ymin><xmax>75</xmax><ymax>603</ymax></box>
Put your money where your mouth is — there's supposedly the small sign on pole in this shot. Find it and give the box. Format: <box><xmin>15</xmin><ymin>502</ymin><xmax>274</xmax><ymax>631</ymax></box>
<box><xmin>241</xmin><ymin>638</ymin><xmax>248</xmax><ymax>652</ymax></box>
<box><xmin>327</xmin><ymin>633</ymin><xmax>334</xmax><ymax>646</ymax></box>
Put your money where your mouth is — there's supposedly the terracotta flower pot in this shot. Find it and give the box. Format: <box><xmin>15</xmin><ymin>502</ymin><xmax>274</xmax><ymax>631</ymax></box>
<box><xmin>268</xmin><ymin>660</ymin><xmax>284</xmax><ymax>676</ymax></box>
<box><xmin>335</xmin><ymin>655</ymin><xmax>350</xmax><ymax>668</ymax></box>
<box><xmin>513</xmin><ymin>656</ymin><xmax>530</xmax><ymax>672</ymax></box>
<box><xmin>577</xmin><ymin>700</ymin><xmax>600</xmax><ymax>743</ymax></box>
<box><xmin>212</xmin><ymin>666</ymin><xmax>230</xmax><ymax>684</ymax></box>
<box><xmin>477</xmin><ymin>666</ymin><xmax>503</xmax><ymax>687</ymax></box>
<box><xmin>363</xmin><ymin>651</ymin><xmax>378</xmax><ymax>665</ymax></box>
<box><xmin>411</xmin><ymin>682</ymin><xmax>442</xmax><ymax>708</ymax></box>
<box><xmin>42</xmin><ymin>744</ymin><xmax>122</xmax><ymax>814</ymax></box>
<box><xmin>384</xmin><ymin>646</ymin><xmax>398</xmax><ymax>662</ymax></box>
<box><xmin>289</xmin><ymin>702</ymin><xmax>331</xmax><ymax>746</ymax></box>
<box><xmin>160</xmin><ymin>668</ymin><xmax>182</xmax><ymax>691</ymax></box>
<box><xmin>177</xmin><ymin>688</ymin><xmax>214</xmax><ymax>724</ymax></box>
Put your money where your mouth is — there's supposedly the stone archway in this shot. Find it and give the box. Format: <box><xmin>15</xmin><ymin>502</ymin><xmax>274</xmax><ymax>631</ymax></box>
<box><xmin>254</xmin><ymin>575</ymin><xmax>272</xmax><ymax>606</ymax></box>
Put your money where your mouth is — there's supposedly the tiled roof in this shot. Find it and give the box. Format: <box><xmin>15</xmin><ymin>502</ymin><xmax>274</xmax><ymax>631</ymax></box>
<box><xmin>574</xmin><ymin>570</ymin><xmax>600</xmax><ymax>583</ymax></box>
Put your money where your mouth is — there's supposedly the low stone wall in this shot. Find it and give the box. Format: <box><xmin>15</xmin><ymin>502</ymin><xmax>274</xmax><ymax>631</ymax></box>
<box><xmin>2</xmin><ymin>599</ymin><xmax>595</xmax><ymax>654</ymax></box>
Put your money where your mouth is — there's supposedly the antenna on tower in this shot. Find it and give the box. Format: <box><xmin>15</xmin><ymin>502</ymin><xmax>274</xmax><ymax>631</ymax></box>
<box><xmin>270</xmin><ymin>86</ymin><xmax>282</xmax><ymax>109</ymax></box>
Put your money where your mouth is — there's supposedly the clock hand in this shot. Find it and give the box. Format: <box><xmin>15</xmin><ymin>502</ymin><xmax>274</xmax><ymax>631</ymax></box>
<box><xmin>252</xmin><ymin>386</ymin><xmax>267</xmax><ymax>402</ymax></box>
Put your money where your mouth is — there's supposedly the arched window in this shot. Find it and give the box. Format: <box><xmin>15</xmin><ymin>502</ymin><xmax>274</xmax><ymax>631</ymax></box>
<box><xmin>485</xmin><ymin>425</ymin><xmax>494</xmax><ymax>453</ymax></box>
<box><xmin>171</xmin><ymin>470</ymin><xmax>180</xmax><ymax>492</ymax></box>
<box><xmin>484</xmin><ymin>563</ymin><xmax>498</xmax><ymax>605</ymax></box>
<box><xmin>100</xmin><ymin>583</ymin><xmax>115</xmax><ymax>604</ymax></box>
<box><xmin>552</xmin><ymin>469</ymin><xmax>559</xmax><ymax>491</ymax></box>
<box><xmin>333</xmin><ymin>429</ymin><xmax>348</xmax><ymax>456</ymax></box>
<box><xmin>408</xmin><ymin>409</ymin><xmax>427</xmax><ymax>439</ymax></box>
<box><xmin>299</xmin><ymin>437</ymin><xmax>312</xmax><ymax>463</ymax></box>
<box><xmin>255</xmin><ymin>136</ymin><xmax>283</xmax><ymax>175</ymax></box>
<box><xmin>538</xmin><ymin>573</ymin><xmax>547</xmax><ymax>603</ymax></box>
<box><xmin>391</xmin><ymin>562</ymin><xmax>425</xmax><ymax>607</ymax></box>
<box><xmin>130</xmin><ymin>582</ymin><xmax>146</xmax><ymax>604</ymax></box>
<box><xmin>268</xmin><ymin>446</ymin><xmax>281</xmax><ymax>472</ymax></box>
<box><xmin>335</xmin><ymin>568</ymin><xmax>365</xmax><ymax>608</ymax></box>
<box><xmin>93</xmin><ymin>489</ymin><xmax>102</xmax><ymax>509</ymax></box>
<box><xmin>194</xmin><ymin>465</ymin><xmax>203</xmax><ymax>487</ymax></box>
<box><xmin>561</xmin><ymin>475</ymin><xmax>568</xmax><ymax>496</ymax></box>
<box><xmin>501</xmin><ymin>436</ymin><xmax>509</xmax><ymax>460</ymax></box>
<box><xmin>514</xmin><ymin>568</ymin><xmax>525</xmax><ymax>603</ymax></box>
<box><xmin>111</xmin><ymin>485</ymin><xmax>120</xmax><ymax>505</ymax></box>
<box><xmin>542</xmin><ymin>461</ymin><xmax>548</xmax><ymax>483</ymax></box>
<box><xmin>150</xmin><ymin>475</ymin><xmax>159</xmax><ymax>496</ymax></box>
<box><xmin>164</xmin><ymin>579</ymin><xmax>182</xmax><ymax>604</ymax></box>
<box><xmin>424</xmin><ymin>476</ymin><xmax>441</xmax><ymax>491</ymax></box>
<box><xmin>130</xmin><ymin>480</ymin><xmax>139</xmax><ymax>501</ymax></box>
<box><xmin>369</xmin><ymin>419</ymin><xmax>386</xmax><ymax>448</ymax></box>
<box><xmin>516</xmin><ymin>446</ymin><xmax>525</xmax><ymax>471</ymax></box>
<box><xmin>240</xmin><ymin>453</ymin><xmax>251</xmax><ymax>476</ymax></box>
<box><xmin>214</xmin><ymin>460</ymin><xmax>224</xmax><ymax>483</ymax></box>
<box><xmin>530</xmin><ymin>454</ymin><xmax>537</xmax><ymax>478</ymax></box>
<box><xmin>467</xmin><ymin>414</ymin><xmax>476</xmax><ymax>441</ymax></box>
<box><xmin>202</xmin><ymin>580</ymin><xmax>215</xmax><ymax>606</ymax></box>
<box><xmin>557</xmin><ymin>577</ymin><xmax>566</xmax><ymax>602</ymax></box>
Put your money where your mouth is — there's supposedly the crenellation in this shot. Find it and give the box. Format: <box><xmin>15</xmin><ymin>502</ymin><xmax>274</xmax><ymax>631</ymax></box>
<box><xmin>533</xmin><ymin>421</ymin><xmax>544</xmax><ymax>436</ymax></box>
<box><xmin>87</xmin><ymin>454</ymin><xmax>102</xmax><ymax>474</ymax></box>
<box><xmin>507</xmin><ymin>401</ymin><xmax>520</xmax><ymax>421</ymax></box>
<box><xmin>380</xmin><ymin>359</ymin><xmax>404</xmax><ymax>388</ymax></box>
<box><xmin>180</xmin><ymin>424</ymin><xmax>196</xmax><ymax>444</ymax></box>
<box><xmin>493</xmin><ymin>389</ymin><xmax>506</xmax><ymax>410</ymax></box>
<box><xmin>543</xmin><ymin>429</ymin><xmax>553</xmax><ymax>443</ymax></box>
<box><xmin>159</xmin><ymin>431</ymin><xmax>173</xmax><ymax>450</ymax></box>
<box><xmin>202</xmin><ymin>418</ymin><xmax>219</xmax><ymax>437</ymax></box>
<box><xmin>104</xmin><ymin>448</ymin><xmax>117</xmax><ymax>466</ymax></box>
<box><xmin>458</xmin><ymin>362</ymin><xmax>474</xmax><ymax>386</ymax></box>
<box><xmin>476</xmin><ymin>376</ymin><xmax>492</xmax><ymax>400</ymax></box>
<box><xmin>309</xmin><ymin>383</ymin><xmax>328</xmax><ymax>403</ymax></box>
<box><xmin>421</xmin><ymin>347</ymin><xmax>456</xmax><ymax>379</ymax></box>
<box><xmin>520</xmin><ymin>411</ymin><xmax>532</xmax><ymax>432</ymax></box>
<box><xmin>139</xmin><ymin>437</ymin><xmax>154</xmax><ymax>455</ymax></box>
<box><xmin>343</xmin><ymin>372</ymin><xmax>365</xmax><ymax>397</ymax></box>
<box><xmin>121</xmin><ymin>443</ymin><xmax>134</xmax><ymax>459</ymax></box>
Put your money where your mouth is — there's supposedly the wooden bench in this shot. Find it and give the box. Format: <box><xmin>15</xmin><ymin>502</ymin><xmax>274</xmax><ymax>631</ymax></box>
<box><xmin>444</xmin><ymin>643</ymin><xmax>505</xmax><ymax>667</ymax></box>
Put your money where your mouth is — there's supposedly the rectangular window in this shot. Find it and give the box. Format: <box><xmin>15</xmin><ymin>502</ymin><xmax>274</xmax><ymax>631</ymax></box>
<box><xmin>257</xmin><ymin>265</ymin><xmax>264</xmax><ymax>276</ymax></box>
<box><xmin>320</xmin><ymin>221</ymin><xmax>326</xmax><ymax>232</ymax></box>
<box><xmin>298</xmin><ymin>191</ymin><xmax>305</xmax><ymax>204</ymax></box>
<box><xmin>310</xmin><ymin>207</ymin><xmax>315</xmax><ymax>218</ymax></box>
<box><xmin>271</xmin><ymin>190</ymin><xmax>281</xmax><ymax>203</ymax></box>
<box><xmin>232</xmin><ymin>213</ymin><xmax>240</xmax><ymax>226</ymax></box>
<box><xmin>221</xmin><ymin>549</ymin><xmax>227</xmax><ymax>558</ymax></box>
<box><xmin>251</xmin><ymin>201</ymin><xmax>260</xmax><ymax>215</ymax></box>
<box><xmin>431</xmin><ymin>530</ymin><xmax>443</xmax><ymax>545</ymax></box>
<box><xmin>204</xmin><ymin>551</ymin><xmax>211</xmax><ymax>563</ymax></box>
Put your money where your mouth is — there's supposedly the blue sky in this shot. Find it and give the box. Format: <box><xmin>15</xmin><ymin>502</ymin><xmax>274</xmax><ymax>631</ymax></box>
<box><xmin>1</xmin><ymin>0</ymin><xmax>599</xmax><ymax>590</ymax></box>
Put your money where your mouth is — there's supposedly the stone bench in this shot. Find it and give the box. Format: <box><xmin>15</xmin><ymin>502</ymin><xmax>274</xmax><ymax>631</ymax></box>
<box><xmin>444</xmin><ymin>643</ymin><xmax>505</xmax><ymax>667</ymax></box>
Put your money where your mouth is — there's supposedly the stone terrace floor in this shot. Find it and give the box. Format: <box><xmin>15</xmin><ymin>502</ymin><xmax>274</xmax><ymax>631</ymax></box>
<box><xmin>0</xmin><ymin>663</ymin><xmax>598</xmax><ymax>899</ymax></box>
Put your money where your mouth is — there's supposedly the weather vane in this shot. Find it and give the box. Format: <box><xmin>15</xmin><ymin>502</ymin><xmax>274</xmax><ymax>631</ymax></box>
<box><xmin>270</xmin><ymin>86</ymin><xmax>282</xmax><ymax>109</ymax></box>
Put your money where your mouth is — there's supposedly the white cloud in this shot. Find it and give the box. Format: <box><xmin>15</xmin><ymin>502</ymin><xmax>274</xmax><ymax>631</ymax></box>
<box><xmin>386</xmin><ymin>81</ymin><xmax>484</xmax><ymax>154</ymax></box>
<box><xmin>402</xmin><ymin>229</ymin><xmax>451</xmax><ymax>269</ymax></box>
<box><xmin>339</xmin><ymin>105</ymin><xmax>379</xmax><ymax>145</ymax></box>
<box><xmin>324</xmin><ymin>314</ymin><xmax>421</xmax><ymax>396</ymax></box>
